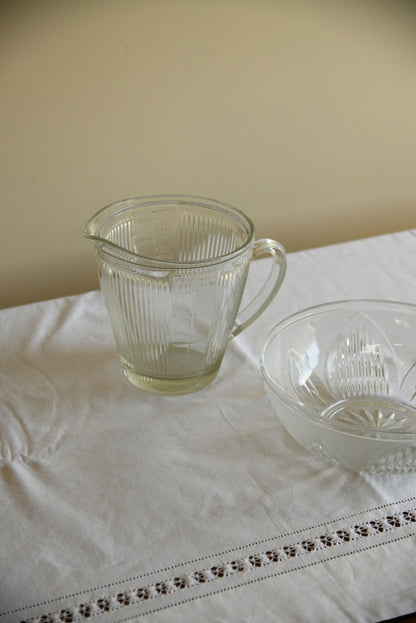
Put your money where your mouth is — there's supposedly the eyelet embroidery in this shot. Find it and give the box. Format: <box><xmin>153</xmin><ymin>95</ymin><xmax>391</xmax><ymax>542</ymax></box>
<box><xmin>18</xmin><ymin>508</ymin><xmax>416</xmax><ymax>623</ymax></box>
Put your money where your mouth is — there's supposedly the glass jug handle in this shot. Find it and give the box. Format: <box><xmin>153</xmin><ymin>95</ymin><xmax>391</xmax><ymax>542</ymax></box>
<box><xmin>231</xmin><ymin>239</ymin><xmax>287</xmax><ymax>339</ymax></box>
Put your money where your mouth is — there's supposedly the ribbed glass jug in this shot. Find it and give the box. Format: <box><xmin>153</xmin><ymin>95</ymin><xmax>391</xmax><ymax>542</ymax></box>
<box><xmin>84</xmin><ymin>195</ymin><xmax>286</xmax><ymax>394</ymax></box>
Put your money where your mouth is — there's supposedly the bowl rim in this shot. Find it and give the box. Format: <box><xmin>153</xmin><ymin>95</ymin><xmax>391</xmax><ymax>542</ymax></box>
<box><xmin>260</xmin><ymin>298</ymin><xmax>416</xmax><ymax>439</ymax></box>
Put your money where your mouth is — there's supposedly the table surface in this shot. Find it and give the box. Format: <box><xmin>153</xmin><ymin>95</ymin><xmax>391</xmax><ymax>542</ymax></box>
<box><xmin>1</xmin><ymin>230</ymin><xmax>416</xmax><ymax>623</ymax></box>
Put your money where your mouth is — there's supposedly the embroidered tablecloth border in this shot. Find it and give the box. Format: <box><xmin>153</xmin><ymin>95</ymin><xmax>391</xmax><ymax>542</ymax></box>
<box><xmin>3</xmin><ymin>496</ymin><xmax>415</xmax><ymax>623</ymax></box>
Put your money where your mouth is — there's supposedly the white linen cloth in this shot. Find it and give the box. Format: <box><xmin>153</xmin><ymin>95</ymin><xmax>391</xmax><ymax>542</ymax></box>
<box><xmin>1</xmin><ymin>230</ymin><xmax>416</xmax><ymax>622</ymax></box>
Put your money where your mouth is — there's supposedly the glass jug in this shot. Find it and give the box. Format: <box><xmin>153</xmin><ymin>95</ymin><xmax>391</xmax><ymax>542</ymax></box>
<box><xmin>84</xmin><ymin>195</ymin><xmax>286</xmax><ymax>394</ymax></box>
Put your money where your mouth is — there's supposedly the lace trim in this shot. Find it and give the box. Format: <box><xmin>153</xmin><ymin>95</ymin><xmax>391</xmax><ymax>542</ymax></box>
<box><xmin>18</xmin><ymin>507</ymin><xmax>416</xmax><ymax>623</ymax></box>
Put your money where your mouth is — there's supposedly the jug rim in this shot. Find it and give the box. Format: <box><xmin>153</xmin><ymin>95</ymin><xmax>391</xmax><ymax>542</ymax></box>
<box><xmin>84</xmin><ymin>194</ymin><xmax>256</xmax><ymax>268</ymax></box>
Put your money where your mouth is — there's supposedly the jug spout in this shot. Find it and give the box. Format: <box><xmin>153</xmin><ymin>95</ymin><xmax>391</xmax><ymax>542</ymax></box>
<box><xmin>83</xmin><ymin>200</ymin><xmax>138</xmax><ymax>262</ymax></box>
<box><xmin>83</xmin><ymin>218</ymin><xmax>100</xmax><ymax>245</ymax></box>
<box><xmin>83</xmin><ymin>203</ymin><xmax>115</xmax><ymax>246</ymax></box>
<box><xmin>83</xmin><ymin>208</ymin><xmax>106</xmax><ymax>246</ymax></box>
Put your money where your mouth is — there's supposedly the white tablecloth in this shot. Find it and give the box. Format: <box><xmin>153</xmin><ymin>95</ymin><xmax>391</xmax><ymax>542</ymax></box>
<box><xmin>1</xmin><ymin>230</ymin><xmax>416</xmax><ymax>622</ymax></box>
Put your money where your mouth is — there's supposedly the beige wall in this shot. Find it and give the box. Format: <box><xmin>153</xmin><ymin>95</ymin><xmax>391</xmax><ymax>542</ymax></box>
<box><xmin>1</xmin><ymin>0</ymin><xmax>416</xmax><ymax>309</ymax></box>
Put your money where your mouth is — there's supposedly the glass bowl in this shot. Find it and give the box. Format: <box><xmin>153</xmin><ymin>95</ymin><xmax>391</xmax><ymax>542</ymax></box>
<box><xmin>260</xmin><ymin>300</ymin><xmax>416</xmax><ymax>473</ymax></box>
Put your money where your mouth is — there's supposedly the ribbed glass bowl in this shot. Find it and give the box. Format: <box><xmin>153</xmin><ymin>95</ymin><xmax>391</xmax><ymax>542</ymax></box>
<box><xmin>260</xmin><ymin>300</ymin><xmax>416</xmax><ymax>473</ymax></box>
